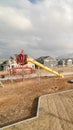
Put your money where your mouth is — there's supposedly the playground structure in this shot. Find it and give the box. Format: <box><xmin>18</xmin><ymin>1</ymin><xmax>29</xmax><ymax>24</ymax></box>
<box><xmin>10</xmin><ymin>66</ymin><xmax>36</xmax><ymax>76</ymax></box>
<box><xmin>15</xmin><ymin>50</ymin><xmax>64</xmax><ymax>78</ymax></box>
<box><xmin>2</xmin><ymin>51</ymin><xmax>73</xmax><ymax>129</ymax></box>
<box><xmin>27</xmin><ymin>57</ymin><xmax>64</xmax><ymax>78</ymax></box>
<box><xmin>0</xmin><ymin>50</ymin><xmax>64</xmax><ymax>78</ymax></box>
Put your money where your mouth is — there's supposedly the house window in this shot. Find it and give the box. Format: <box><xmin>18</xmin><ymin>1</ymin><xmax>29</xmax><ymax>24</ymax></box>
<box><xmin>12</xmin><ymin>65</ymin><xmax>14</xmax><ymax>68</ymax></box>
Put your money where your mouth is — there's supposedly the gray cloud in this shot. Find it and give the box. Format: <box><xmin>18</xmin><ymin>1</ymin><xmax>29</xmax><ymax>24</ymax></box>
<box><xmin>0</xmin><ymin>0</ymin><xmax>73</xmax><ymax>58</ymax></box>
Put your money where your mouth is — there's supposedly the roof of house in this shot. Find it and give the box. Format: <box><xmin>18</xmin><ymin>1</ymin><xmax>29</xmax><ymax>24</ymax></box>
<box><xmin>0</xmin><ymin>58</ymin><xmax>8</xmax><ymax>64</ymax></box>
<box><xmin>36</xmin><ymin>56</ymin><xmax>56</xmax><ymax>61</ymax></box>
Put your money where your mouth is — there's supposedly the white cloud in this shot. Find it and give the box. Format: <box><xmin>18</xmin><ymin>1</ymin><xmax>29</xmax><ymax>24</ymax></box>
<box><xmin>0</xmin><ymin>0</ymin><xmax>73</xmax><ymax>58</ymax></box>
<box><xmin>0</xmin><ymin>6</ymin><xmax>32</xmax><ymax>31</ymax></box>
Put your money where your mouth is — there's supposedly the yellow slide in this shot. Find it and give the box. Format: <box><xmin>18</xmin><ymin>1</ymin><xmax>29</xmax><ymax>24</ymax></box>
<box><xmin>27</xmin><ymin>57</ymin><xmax>64</xmax><ymax>78</ymax></box>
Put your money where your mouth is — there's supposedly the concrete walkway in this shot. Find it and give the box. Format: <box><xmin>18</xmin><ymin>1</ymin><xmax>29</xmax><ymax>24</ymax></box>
<box><xmin>2</xmin><ymin>90</ymin><xmax>73</xmax><ymax>130</ymax></box>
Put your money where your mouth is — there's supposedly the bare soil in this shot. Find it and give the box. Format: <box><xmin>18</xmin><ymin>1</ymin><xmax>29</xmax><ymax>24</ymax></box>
<box><xmin>0</xmin><ymin>73</ymin><xmax>73</xmax><ymax>128</ymax></box>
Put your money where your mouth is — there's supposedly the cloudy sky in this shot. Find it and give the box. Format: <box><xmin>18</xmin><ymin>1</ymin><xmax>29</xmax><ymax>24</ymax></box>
<box><xmin>0</xmin><ymin>0</ymin><xmax>73</xmax><ymax>58</ymax></box>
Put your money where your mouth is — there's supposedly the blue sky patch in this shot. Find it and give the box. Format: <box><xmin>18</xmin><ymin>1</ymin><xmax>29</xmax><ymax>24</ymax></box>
<box><xmin>28</xmin><ymin>0</ymin><xmax>41</xmax><ymax>4</ymax></box>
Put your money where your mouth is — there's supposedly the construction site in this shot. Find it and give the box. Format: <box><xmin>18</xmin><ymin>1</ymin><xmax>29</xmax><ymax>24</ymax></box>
<box><xmin>0</xmin><ymin>50</ymin><xmax>73</xmax><ymax>130</ymax></box>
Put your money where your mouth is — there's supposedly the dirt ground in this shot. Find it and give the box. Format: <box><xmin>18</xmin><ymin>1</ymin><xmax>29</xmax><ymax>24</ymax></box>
<box><xmin>0</xmin><ymin>72</ymin><xmax>73</xmax><ymax>128</ymax></box>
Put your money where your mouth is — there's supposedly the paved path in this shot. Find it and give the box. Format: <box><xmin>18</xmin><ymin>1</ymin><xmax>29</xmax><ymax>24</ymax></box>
<box><xmin>0</xmin><ymin>71</ymin><xmax>73</xmax><ymax>81</ymax></box>
<box><xmin>1</xmin><ymin>90</ymin><xmax>73</xmax><ymax>130</ymax></box>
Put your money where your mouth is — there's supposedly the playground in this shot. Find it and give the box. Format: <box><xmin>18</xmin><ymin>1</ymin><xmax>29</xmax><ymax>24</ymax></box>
<box><xmin>0</xmin><ymin>50</ymin><xmax>73</xmax><ymax>128</ymax></box>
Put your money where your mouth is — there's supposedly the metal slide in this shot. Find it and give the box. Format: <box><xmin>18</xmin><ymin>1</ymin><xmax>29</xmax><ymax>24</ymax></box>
<box><xmin>27</xmin><ymin>57</ymin><xmax>64</xmax><ymax>78</ymax></box>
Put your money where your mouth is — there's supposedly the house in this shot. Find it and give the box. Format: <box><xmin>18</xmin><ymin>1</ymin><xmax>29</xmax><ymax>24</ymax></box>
<box><xmin>44</xmin><ymin>56</ymin><xmax>57</xmax><ymax>68</ymax></box>
<box><xmin>58</xmin><ymin>59</ymin><xmax>65</xmax><ymax>67</ymax></box>
<box><xmin>36</xmin><ymin>56</ymin><xmax>49</xmax><ymax>64</ymax></box>
<box><xmin>8</xmin><ymin>56</ymin><xmax>18</xmax><ymax>69</ymax></box>
<box><xmin>0</xmin><ymin>56</ymin><xmax>18</xmax><ymax>71</ymax></box>
<box><xmin>36</xmin><ymin>56</ymin><xmax>57</xmax><ymax>68</ymax></box>
<box><xmin>1</xmin><ymin>60</ymin><xmax>9</xmax><ymax>71</ymax></box>
<box><xmin>65</xmin><ymin>59</ymin><xmax>73</xmax><ymax>66</ymax></box>
<box><xmin>0</xmin><ymin>58</ymin><xmax>8</xmax><ymax>71</ymax></box>
<box><xmin>58</xmin><ymin>58</ymin><xmax>73</xmax><ymax>67</ymax></box>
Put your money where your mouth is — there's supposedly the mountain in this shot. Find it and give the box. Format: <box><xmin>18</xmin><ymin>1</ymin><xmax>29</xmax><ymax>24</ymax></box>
<box><xmin>57</xmin><ymin>53</ymin><xmax>73</xmax><ymax>60</ymax></box>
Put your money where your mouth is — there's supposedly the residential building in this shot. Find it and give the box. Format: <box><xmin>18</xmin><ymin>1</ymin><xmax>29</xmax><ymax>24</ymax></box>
<box><xmin>36</xmin><ymin>56</ymin><xmax>57</xmax><ymax>68</ymax></box>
